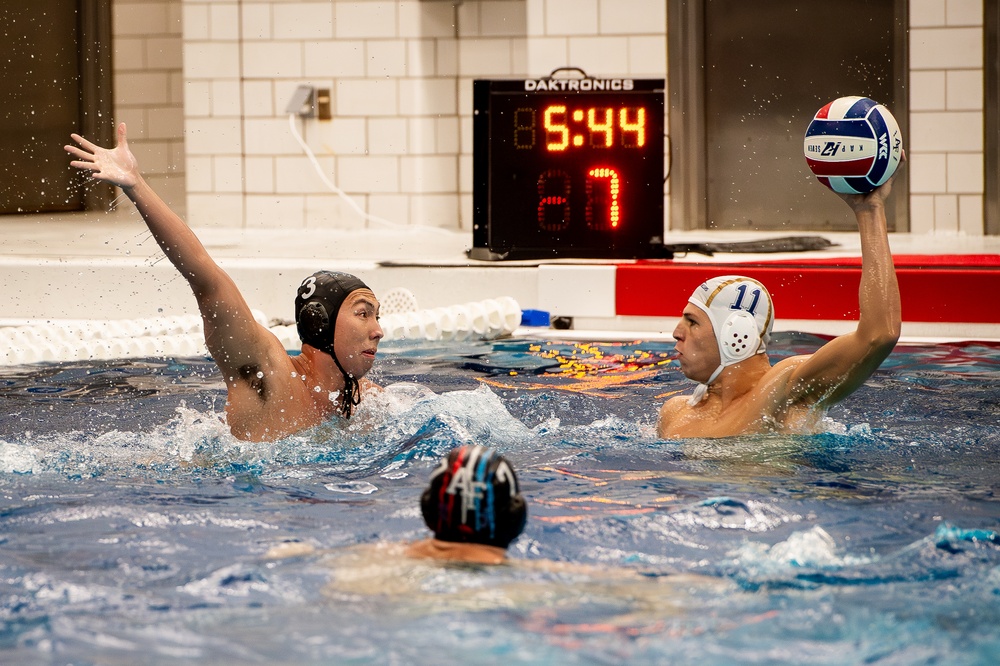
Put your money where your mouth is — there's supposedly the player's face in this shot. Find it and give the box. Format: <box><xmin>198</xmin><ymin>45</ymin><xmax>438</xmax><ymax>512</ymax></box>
<box><xmin>672</xmin><ymin>304</ymin><xmax>721</xmax><ymax>383</ymax></box>
<box><xmin>334</xmin><ymin>290</ymin><xmax>383</xmax><ymax>378</ymax></box>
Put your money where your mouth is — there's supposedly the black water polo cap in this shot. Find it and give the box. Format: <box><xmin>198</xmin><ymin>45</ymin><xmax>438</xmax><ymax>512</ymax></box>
<box><xmin>294</xmin><ymin>271</ymin><xmax>370</xmax><ymax>354</ymax></box>
<box><xmin>294</xmin><ymin>271</ymin><xmax>371</xmax><ymax>418</ymax></box>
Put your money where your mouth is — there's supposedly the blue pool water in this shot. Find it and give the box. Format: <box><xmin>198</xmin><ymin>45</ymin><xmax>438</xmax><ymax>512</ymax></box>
<box><xmin>1</xmin><ymin>333</ymin><xmax>998</xmax><ymax>664</ymax></box>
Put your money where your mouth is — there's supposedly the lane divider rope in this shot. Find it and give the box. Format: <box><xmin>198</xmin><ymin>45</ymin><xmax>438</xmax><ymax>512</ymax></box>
<box><xmin>0</xmin><ymin>297</ymin><xmax>521</xmax><ymax>365</ymax></box>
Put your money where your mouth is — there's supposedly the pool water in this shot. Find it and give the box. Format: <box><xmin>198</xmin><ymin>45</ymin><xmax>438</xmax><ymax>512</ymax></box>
<box><xmin>1</xmin><ymin>333</ymin><xmax>998</xmax><ymax>664</ymax></box>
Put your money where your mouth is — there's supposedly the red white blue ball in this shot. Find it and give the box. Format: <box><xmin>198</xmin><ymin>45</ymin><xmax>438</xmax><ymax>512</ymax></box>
<box><xmin>803</xmin><ymin>96</ymin><xmax>903</xmax><ymax>194</ymax></box>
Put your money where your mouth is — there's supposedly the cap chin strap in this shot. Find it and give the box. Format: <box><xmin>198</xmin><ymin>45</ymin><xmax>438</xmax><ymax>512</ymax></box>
<box><xmin>299</xmin><ymin>301</ymin><xmax>361</xmax><ymax>419</ymax></box>
<box><xmin>687</xmin><ymin>309</ymin><xmax>761</xmax><ymax>406</ymax></box>
<box><xmin>688</xmin><ymin>364</ymin><xmax>724</xmax><ymax>406</ymax></box>
<box><xmin>324</xmin><ymin>343</ymin><xmax>361</xmax><ymax>419</ymax></box>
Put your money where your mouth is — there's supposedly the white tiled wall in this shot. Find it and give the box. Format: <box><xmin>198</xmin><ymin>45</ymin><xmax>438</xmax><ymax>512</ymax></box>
<box><xmin>172</xmin><ymin>0</ymin><xmax>667</xmax><ymax>230</ymax></box>
<box><xmin>908</xmin><ymin>0</ymin><xmax>985</xmax><ymax>235</ymax></box>
<box><xmin>109</xmin><ymin>1</ymin><xmax>988</xmax><ymax>235</ymax></box>
<box><xmin>113</xmin><ymin>0</ymin><xmax>187</xmax><ymax>215</ymax></box>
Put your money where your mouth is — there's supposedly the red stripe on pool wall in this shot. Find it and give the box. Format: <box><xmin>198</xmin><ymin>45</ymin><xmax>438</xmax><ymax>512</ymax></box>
<box><xmin>754</xmin><ymin>254</ymin><xmax>1000</xmax><ymax>267</ymax></box>
<box><xmin>616</xmin><ymin>262</ymin><xmax>1000</xmax><ymax>323</ymax></box>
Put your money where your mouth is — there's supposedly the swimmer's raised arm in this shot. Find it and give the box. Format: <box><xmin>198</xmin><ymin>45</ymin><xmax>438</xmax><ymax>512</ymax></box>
<box><xmin>65</xmin><ymin>123</ymin><xmax>278</xmax><ymax>378</ymax></box>
<box><xmin>656</xmin><ymin>157</ymin><xmax>905</xmax><ymax>438</ymax></box>
<box><xmin>778</xmin><ymin>169</ymin><xmax>903</xmax><ymax>407</ymax></box>
<box><xmin>68</xmin><ymin>124</ymin><xmax>382</xmax><ymax>440</ymax></box>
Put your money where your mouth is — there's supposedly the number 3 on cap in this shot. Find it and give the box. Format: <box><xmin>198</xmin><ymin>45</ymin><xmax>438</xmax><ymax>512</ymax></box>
<box><xmin>301</xmin><ymin>276</ymin><xmax>317</xmax><ymax>300</ymax></box>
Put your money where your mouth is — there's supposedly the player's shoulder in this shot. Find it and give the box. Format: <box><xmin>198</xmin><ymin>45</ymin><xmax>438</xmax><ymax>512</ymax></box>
<box><xmin>657</xmin><ymin>394</ymin><xmax>691</xmax><ymax>435</ymax></box>
<box><xmin>766</xmin><ymin>353</ymin><xmax>811</xmax><ymax>378</ymax></box>
<box><xmin>660</xmin><ymin>393</ymin><xmax>689</xmax><ymax>413</ymax></box>
<box><xmin>753</xmin><ymin>354</ymin><xmax>814</xmax><ymax>405</ymax></box>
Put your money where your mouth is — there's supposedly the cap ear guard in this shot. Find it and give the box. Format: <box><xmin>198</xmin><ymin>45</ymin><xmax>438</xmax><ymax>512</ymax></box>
<box><xmin>296</xmin><ymin>300</ymin><xmax>332</xmax><ymax>351</ymax></box>
<box><xmin>719</xmin><ymin>310</ymin><xmax>761</xmax><ymax>363</ymax></box>
<box><xmin>420</xmin><ymin>484</ymin><xmax>437</xmax><ymax>533</ymax></box>
<box><xmin>487</xmin><ymin>460</ymin><xmax>527</xmax><ymax>547</ymax></box>
<box><xmin>686</xmin><ymin>276</ymin><xmax>773</xmax><ymax>406</ymax></box>
<box><xmin>498</xmin><ymin>493</ymin><xmax>527</xmax><ymax>547</ymax></box>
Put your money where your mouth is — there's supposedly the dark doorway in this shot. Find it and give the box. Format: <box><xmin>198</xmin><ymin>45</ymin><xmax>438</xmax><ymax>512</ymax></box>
<box><xmin>0</xmin><ymin>0</ymin><xmax>113</xmax><ymax>215</ymax></box>
<box><xmin>669</xmin><ymin>0</ymin><xmax>909</xmax><ymax>232</ymax></box>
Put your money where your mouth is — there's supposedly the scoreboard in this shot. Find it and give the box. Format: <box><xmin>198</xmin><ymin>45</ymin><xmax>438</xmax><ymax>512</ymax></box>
<box><xmin>471</xmin><ymin>78</ymin><xmax>665</xmax><ymax>260</ymax></box>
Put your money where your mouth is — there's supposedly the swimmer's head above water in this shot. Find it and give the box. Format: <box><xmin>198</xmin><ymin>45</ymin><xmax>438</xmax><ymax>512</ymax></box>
<box><xmin>683</xmin><ymin>275</ymin><xmax>774</xmax><ymax>405</ymax></box>
<box><xmin>420</xmin><ymin>445</ymin><xmax>527</xmax><ymax>550</ymax></box>
<box><xmin>295</xmin><ymin>270</ymin><xmax>377</xmax><ymax>418</ymax></box>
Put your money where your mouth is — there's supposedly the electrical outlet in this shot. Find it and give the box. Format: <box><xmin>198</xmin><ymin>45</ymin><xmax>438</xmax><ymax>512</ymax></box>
<box><xmin>317</xmin><ymin>88</ymin><xmax>331</xmax><ymax>121</ymax></box>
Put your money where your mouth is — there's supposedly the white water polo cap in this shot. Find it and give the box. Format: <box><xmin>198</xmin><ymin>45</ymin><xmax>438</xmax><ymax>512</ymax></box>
<box><xmin>687</xmin><ymin>276</ymin><xmax>774</xmax><ymax>405</ymax></box>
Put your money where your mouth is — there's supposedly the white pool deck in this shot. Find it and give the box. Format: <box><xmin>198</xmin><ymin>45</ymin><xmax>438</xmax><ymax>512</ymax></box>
<box><xmin>3</xmin><ymin>210</ymin><xmax>1000</xmax><ymax>343</ymax></box>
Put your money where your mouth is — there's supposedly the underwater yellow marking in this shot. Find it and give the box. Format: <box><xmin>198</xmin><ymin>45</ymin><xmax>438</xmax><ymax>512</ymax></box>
<box><xmin>531</xmin><ymin>482</ymin><xmax>676</xmax><ymax>523</ymax></box>
<box><xmin>478</xmin><ymin>341</ymin><xmax>674</xmax><ymax>397</ymax></box>
<box><xmin>539</xmin><ymin>466</ymin><xmax>608</xmax><ymax>484</ymax></box>
<box><xmin>539</xmin><ymin>466</ymin><xmax>683</xmax><ymax>488</ymax></box>
<box><xmin>538</xmin><ymin>496</ymin><xmax>635</xmax><ymax>506</ymax></box>
<box><xmin>534</xmin><ymin>508</ymin><xmax>657</xmax><ymax>524</ymax></box>
<box><xmin>593</xmin><ymin>469</ymin><xmax>678</xmax><ymax>482</ymax></box>
<box><xmin>478</xmin><ymin>366</ymin><xmax>662</xmax><ymax>398</ymax></box>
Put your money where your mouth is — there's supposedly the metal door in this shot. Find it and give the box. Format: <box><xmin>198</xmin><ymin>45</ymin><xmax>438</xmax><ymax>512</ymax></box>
<box><xmin>0</xmin><ymin>0</ymin><xmax>113</xmax><ymax>214</ymax></box>
<box><xmin>670</xmin><ymin>0</ymin><xmax>908</xmax><ymax>232</ymax></box>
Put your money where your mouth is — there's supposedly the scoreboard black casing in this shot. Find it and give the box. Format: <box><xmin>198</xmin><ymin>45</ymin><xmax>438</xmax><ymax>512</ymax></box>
<box><xmin>471</xmin><ymin>78</ymin><xmax>665</xmax><ymax>261</ymax></box>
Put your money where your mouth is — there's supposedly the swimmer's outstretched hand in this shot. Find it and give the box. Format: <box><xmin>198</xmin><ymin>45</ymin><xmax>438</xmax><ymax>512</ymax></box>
<box><xmin>836</xmin><ymin>149</ymin><xmax>906</xmax><ymax>213</ymax></box>
<box><xmin>64</xmin><ymin>122</ymin><xmax>139</xmax><ymax>190</ymax></box>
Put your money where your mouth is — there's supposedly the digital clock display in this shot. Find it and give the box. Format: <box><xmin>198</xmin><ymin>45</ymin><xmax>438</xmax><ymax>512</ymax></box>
<box><xmin>472</xmin><ymin>78</ymin><xmax>665</xmax><ymax>260</ymax></box>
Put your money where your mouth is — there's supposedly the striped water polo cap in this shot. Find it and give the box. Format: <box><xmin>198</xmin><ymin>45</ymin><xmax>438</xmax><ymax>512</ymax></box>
<box><xmin>420</xmin><ymin>445</ymin><xmax>527</xmax><ymax>549</ymax></box>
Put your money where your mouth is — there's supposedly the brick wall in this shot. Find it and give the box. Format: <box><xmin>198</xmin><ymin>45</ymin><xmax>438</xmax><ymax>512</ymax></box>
<box><xmin>107</xmin><ymin>0</ymin><xmax>988</xmax><ymax>235</ymax></box>
<box><xmin>908</xmin><ymin>0</ymin><xmax>985</xmax><ymax>234</ymax></box>
<box><xmin>113</xmin><ymin>0</ymin><xmax>187</xmax><ymax>216</ymax></box>
<box><xmin>176</xmin><ymin>0</ymin><xmax>666</xmax><ymax>231</ymax></box>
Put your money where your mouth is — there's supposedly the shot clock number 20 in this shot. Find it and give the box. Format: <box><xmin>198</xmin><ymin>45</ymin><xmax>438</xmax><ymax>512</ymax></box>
<box><xmin>471</xmin><ymin>78</ymin><xmax>665</xmax><ymax>260</ymax></box>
